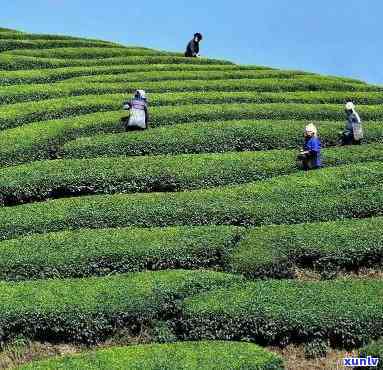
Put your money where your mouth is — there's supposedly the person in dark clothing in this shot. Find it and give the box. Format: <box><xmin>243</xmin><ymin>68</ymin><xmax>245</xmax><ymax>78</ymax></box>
<box><xmin>341</xmin><ymin>102</ymin><xmax>363</xmax><ymax>145</ymax></box>
<box><xmin>185</xmin><ymin>33</ymin><xmax>203</xmax><ymax>57</ymax></box>
<box><xmin>122</xmin><ymin>90</ymin><xmax>149</xmax><ymax>131</ymax></box>
<box><xmin>298</xmin><ymin>123</ymin><xmax>322</xmax><ymax>170</ymax></box>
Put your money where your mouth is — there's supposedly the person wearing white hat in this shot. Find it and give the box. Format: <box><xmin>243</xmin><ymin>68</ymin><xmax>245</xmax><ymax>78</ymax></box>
<box><xmin>122</xmin><ymin>90</ymin><xmax>149</xmax><ymax>131</ymax></box>
<box><xmin>342</xmin><ymin>101</ymin><xmax>363</xmax><ymax>145</ymax></box>
<box><xmin>297</xmin><ymin>123</ymin><xmax>322</xmax><ymax>170</ymax></box>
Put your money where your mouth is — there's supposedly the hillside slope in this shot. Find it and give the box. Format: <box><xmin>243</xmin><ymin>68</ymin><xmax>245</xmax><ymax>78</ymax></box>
<box><xmin>0</xmin><ymin>27</ymin><xmax>382</xmax><ymax>369</ymax></box>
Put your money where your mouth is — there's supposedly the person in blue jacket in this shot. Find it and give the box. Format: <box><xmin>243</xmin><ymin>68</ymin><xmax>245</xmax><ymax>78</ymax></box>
<box><xmin>298</xmin><ymin>123</ymin><xmax>322</xmax><ymax>170</ymax></box>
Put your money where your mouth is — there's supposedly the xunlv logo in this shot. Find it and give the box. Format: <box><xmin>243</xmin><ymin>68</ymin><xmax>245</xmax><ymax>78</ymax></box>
<box><xmin>344</xmin><ymin>356</ymin><xmax>379</xmax><ymax>367</ymax></box>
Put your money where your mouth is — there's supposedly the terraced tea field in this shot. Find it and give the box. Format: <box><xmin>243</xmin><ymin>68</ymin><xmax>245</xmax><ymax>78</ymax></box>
<box><xmin>0</xmin><ymin>27</ymin><xmax>382</xmax><ymax>369</ymax></box>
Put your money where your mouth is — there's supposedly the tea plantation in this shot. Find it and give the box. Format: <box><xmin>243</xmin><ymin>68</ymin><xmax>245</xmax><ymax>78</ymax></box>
<box><xmin>0</xmin><ymin>26</ymin><xmax>382</xmax><ymax>369</ymax></box>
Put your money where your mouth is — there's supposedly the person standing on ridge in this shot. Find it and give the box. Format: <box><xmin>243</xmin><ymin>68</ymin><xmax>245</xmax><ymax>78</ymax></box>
<box><xmin>185</xmin><ymin>33</ymin><xmax>203</xmax><ymax>57</ymax></box>
<box><xmin>122</xmin><ymin>90</ymin><xmax>149</xmax><ymax>131</ymax></box>
<box><xmin>342</xmin><ymin>102</ymin><xmax>363</xmax><ymax>145</ymax></box>
<box><xmin>298</xmin><ymin>123</ymin><xmax>322</xmax><ymax>170</ymax></box>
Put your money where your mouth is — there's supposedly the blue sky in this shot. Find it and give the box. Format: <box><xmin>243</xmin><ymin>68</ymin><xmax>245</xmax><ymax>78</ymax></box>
<box><xmin>2</xmin><ymin>0</ymin><xmax>382</xmax><ymax>84</ymax></box>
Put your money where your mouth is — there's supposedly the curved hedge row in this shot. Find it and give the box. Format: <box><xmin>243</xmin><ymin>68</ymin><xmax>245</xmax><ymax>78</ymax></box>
<box><xmin>6</xmin><ymin>47</ymin><xmax>173</xmax><ymax>59</ymax></box>
<box><xmin>142</xmin><ymin>90</ymin><xmax>383</xmax><ymax>106</ymax></box>
<box><xmin>19</xmin><ymin>342</ymin><xmax>284</xmax><ymax>370</ymax></box>
<box><xmin>6</xmin><ymin>90</ymin><xmax>383</xmax><ymax>128</ymax></box>
<box><xmin>0</xmin><ymin>80</ymin><xmax>328</xmax><ymax>109</ymax></box>
<box><xmin>143</xmin><ymin>103</ymin><xmax>383</xmax><ymax>128</ymax></box>
<box><xmin>0</xmin><ymin>270</ymin><xmax>241</xmax><ymax>343</ymax></box>
<box><xmin>3</xmin><ymin>89</ymin><xmax>383</xmax><ymax>130</ymax></box>
<box><xmin>3</xmin><ymin>78</ymin><xmax>381</xmax><ymax>106</ymax></box>
<box><xmin>0</xmin><ymin>226</ymin><xmax>242</xmax><ymax>280</ymax></box>
<box><xmin>50</xmin><ymin>90</ymin><xmax>383</xmax><ymax>109</ymax></box>
<box><xmin>230</xmin><ymin>217</ymin><xmax>383</xmax><ymax>278</ymax></box>
<box><xmin>119</xmin><ymin>76</ymin><xmax>381</xmax><ymax>93</ymax></box>
<box><xmin>172</xmin><ymin>88</ymin><xmax>383</xmax><ymax>105</ymax></box>
<box><xmin>67</xmin><ymin>77</ymin><xmax>382</xmax><ymax>96</ymax></box>
<box><xmin>2</xmin><ymin>217</ymin><xmax>381</xmax><ymax>281</ymax></box>
<box><xmin>66</xmin><ymin>69</ymin><xmax>311</xmax><ymax>83</ymax></box>
<box><xmin>0</xmin><ymin>38</ymin><xmax>116</xmax><ymax>52</ymax></box>
<box><xmin>1</xmin><ymin>77</ymin><xmax>378</xmax><ymax>105</ymax></box>
<box><xmin>68</xmin><ymin>69</ymin><xmax>364</xmax><ymax>83</ymax></box>
<box><xmin>179</xmin><ymin>279</ymin><xmax>383</xmax><ymax>348</ymax></box>
<box><xmin>3</xmin><ymin>101</ymin><xmax>383</xmax><ymax>131</ymax></box>
<box><xmin>0</xmin><ymin>54</ymin><xmax>233</xmax><ymax>71</ymax></box>
<box><xmin>0</xmin><ymin>111</ymin><xmax>123</xmax><ymax>167</ymax></box>
<box><xmin>0</xmin><ymin>93</ymin><xmax>126</xmax><ymax>128</ymax></box>
<box><xmin>1</xmin><ymin>144</ymin><xmax>382</xmax><ymax>206</ymax></box>
<box><xmin>0</xmin><ymin>162</ymin><xmax>381</xmax><ymax>241</ymax></box>
<box><xmin>61</xmin><ymin>119</ymin><xmax>383</xmax><ymax>160</ymax></box>
<box><xmin>0</xmin><ymin>63</ymin><xmax>242</xmax><ymax>85</ymax></box>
